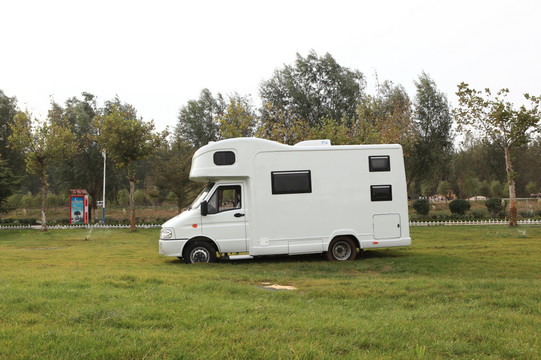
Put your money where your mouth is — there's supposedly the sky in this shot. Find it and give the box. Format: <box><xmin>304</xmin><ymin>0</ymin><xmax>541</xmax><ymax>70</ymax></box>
<box><xmin>2</xmin><ymin>0</ymin><xmax>540</xmax><ymax>132</ymax></box>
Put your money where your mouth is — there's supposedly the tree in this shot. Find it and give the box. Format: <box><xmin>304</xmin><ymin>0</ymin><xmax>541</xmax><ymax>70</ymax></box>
<box><xmin>9</xmin><ymin>111</ymin><xmax>76</xmax><ymax>231</ymax></box>
<box><xmin>0</xmin><ymin>90</ymin><xmax>25</xmax><ymax>183</ymax></box>
<box><xmin>259</xmin><ymin>51</ymin><xmax>366</xmax><ymax>128</ymax></box>
<box><xmin>151</xmin><ymin>140</ymin><xmax>195</xmax><ymax>212</ymax></box>
<box><xmin>356</xmin><ymin>81</ymin><xmax>417</xmax><ymax>150</ymax></box>
<box><xmin>176</xmin><ymin>89</ymin><xmax>225</xmax><ymax>148</ymax></box>
<box><xmin>300</xmin><ymin>81</ymin><xmax>417</xmax><ymax>148</ymax></box>
<box><xmin>460</xmin><ymin>176</ymin><xmax>480</xmax><ymax>199</ymax></box>
<box><xmin>93</xmin><ymin>102</ymin><xmax>167</xmax><ymax>231</ymax></box>
<box><xmin>216</xmin><ymin>94</ymin><xmax>256</xmax><ymax>139</ymax></box>
<box><xmin>525</xmin><ymin>181</ymin><xmax>538</xmax><ymax>196</ymax></box>
<box><xmin>454</xmin><ymin>83</ymin><xmax>541</xmax><ymax>226</ymax></box>
<box><xmin>255</xmin><ymin>102</ymin><xmax>310</xmax><ymax>145</ymax></box>
<box><xmin>0</xmin><ymin>158</ymin><xmax>19</xmax><ymax>219</ymax></box>
<box><xmin>409</xmin><ymin>73</ymin><xmax>454</xmax><ymax>193</ymax></box>
<box><xmin>437</xmin><ymin>180</ymin><xmax>451</xmax><ymax>198</ymax></box>
<box><xmin>48</xmin><ymin>93</ymin><xmax>107</xmax><ymax>221</ymax></box>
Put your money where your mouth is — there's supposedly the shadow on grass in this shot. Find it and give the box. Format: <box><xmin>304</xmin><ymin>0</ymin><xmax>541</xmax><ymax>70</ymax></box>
<box><xmin>164</xmin><ymin>247</ymin><xmax>410</xmax><ymax>265</ymax></box>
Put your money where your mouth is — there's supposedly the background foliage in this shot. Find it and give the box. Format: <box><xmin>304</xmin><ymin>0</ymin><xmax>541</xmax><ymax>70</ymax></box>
<box><xmin>1</xmin><ymin>51</ymin><xmax>540</xmax><ymax>225</ymax></box>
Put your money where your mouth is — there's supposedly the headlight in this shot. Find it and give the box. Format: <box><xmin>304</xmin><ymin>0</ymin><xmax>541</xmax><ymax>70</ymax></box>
<box><xmin>160</xmin><ymin>228</ymin><xmax>174</xmax><ymax>239</ymax></box>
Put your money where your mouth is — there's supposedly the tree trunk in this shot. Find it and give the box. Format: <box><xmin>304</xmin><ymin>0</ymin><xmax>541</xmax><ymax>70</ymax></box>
<box><xmin>504</xmin><ymin>146</ymin><xmax>517</xmax><ymax>227</ymax></box>
<box><xmin>129</xmin><ymin>178</ymin><xmax>136</xmax><ymax>231</ymax></box>
<box><xmin>40</xmin><ymin>172</ymin><xmax>48</xmax><ymax>232</ymax></box>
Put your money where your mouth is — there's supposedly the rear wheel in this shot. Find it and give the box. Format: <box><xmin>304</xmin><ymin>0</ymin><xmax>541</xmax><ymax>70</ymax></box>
<box><xmin>184</xmin><ymin>241</ymin><xmax>217</xmax><ymax>264</ymax></box>
<box><xmin>327</xmin><ymin>237</ymin><xmax>357</xmax><ymax>261</ymax></box>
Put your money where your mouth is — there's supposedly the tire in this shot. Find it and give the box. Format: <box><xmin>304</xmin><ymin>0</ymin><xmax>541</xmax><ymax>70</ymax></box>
<box><xmin>183</xmin><ymin>241</ymin><xmax>217</xmax><ymax>264</ymax></box>
<box><xmin>327</xmin><ymin>237</ymin><xmax>357</xmax><ymax>261</ymax></box>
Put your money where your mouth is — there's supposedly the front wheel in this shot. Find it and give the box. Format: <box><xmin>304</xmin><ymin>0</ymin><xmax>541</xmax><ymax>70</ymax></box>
<box><xmin>327</xmin><ymin>237</ymin><xmax>357</xmax><ymax>261</ymax></box>
<box><xmin>183</xmin><ymin>241</ymin><xmax>217</xmax><ymax>264</ymax></box>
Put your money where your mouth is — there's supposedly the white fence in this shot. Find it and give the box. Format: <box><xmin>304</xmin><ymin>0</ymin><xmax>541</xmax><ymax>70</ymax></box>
<box><xmin>0</xmin><ymin>224</ymin><xmax>162</xmax><ymax>230</ymax></box>
<box><xmin>409</xmin><ymin>219</ymin><xmax>541</xmax><ymax>226</ymax></box>
<box><xmin>1</xmin><ymin>220</ymin><xmax>540</xmax><ymax>231</ymax></box>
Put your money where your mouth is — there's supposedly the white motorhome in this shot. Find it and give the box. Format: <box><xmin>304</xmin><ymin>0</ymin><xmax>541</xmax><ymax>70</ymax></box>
<box><xmin>159</xmin><ymin>138</ymin><xmax>410</xmax><ymax>263</ymax></box>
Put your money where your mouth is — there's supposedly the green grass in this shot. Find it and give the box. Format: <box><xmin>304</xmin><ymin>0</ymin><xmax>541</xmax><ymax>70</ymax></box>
<box><xmin>1</xmin><ymin>226</ymin><xmax>540</xmax><ymax>359</ymax></box>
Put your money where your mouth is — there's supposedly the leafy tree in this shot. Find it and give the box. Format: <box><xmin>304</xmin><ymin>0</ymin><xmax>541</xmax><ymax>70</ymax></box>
<box><xmin>0</xmin><ymin>90</ymin><xmax>23</xmax><ymax>173</ymax></box>
<box><xmin>9</xmin><ymin>111</ymin><xmax>76</xmax><ymax>231</ymax></box>
<box><xmin>478</xmin><ymin>180</ymin><xmax>490</xmax><ymax>198</ymax></box>
<box><xmin>259</xmin><ymin>51</ymin><xmax>365</xmax><ymax>128</ymax></box>
<box><xmin>216</xmin><ymin>94</ymin><xmax>256</xmax><ymax>139</ymax></box>
<box><xmin>0</xmin><ymin>158</ymin><xmax>19</xmax><ymax>218</ymax></box>
<box><xmin>409</xmin><ymin>73</ymin><xmax>454</xmax><ymax>191</ymax></box>
<box><xmin>256</xmin><ymin>103</ymin><xmax>309</xmax><ymax>145</ymax></box>
<box><xmin>93</xmin><ymin>102</ymin><xmax>168</xmax><ymax>231</ymax></box>
<box><xmin>151</xmin><ymin>140</ymin><xmax>196</xmax><ymax>212</ymax></box>
<box><xmin>525</xmin><ymin>181</ymin><xmax>538</xmax><ymax>195</ymax></box>
<box><xmin>48</xmin><ymin>93</ymin><xmax>110</xmax><ymax>220</ymax></box>
<box><xmin>134</xmin><ymin>189</ymin><xmax>145</xmax><ymax>206</ymax></box>
<box><xmin>176</xmin><ymin>89</ymin><xmax>224</xmax><ymax>148</ymax></box>
<box><xmin>356</xmin><ymin>81</ymin><xmax>417</xmax><ymax>150</ymax></box>
<box><xmin>300</xmin><ymin>81</ymin><xmax>416</xmax><ymax>148</ymax></box>
<box><xmin>117</xmin><ymin>189</ymin><xmax>130</xmax><ymax>207</ymax></box>
<box><xmin>489</xmin><ymin>180</ymin><xmax>503</xmax><ymax>198</ymax></box>
<box><xmin>454</xmin><ymin>83</ymin><xmax>541</xmax><ymax>226</ymax></box>
<box><xmin>437</xmin><ymin>180</ymin><xmax>451</xmax><ymax>198</ymax></box>
<box><xmin>460</xmin><ymin>176</ymin><xmax>480</xmax><ymax>199</ymax></box>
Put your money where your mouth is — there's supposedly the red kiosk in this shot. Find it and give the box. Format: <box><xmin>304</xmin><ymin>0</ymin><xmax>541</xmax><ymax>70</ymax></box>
<box><xmin>69</xmin><ymin>189</ymin><xmax>89</xmax><ymax>225</ymax></box>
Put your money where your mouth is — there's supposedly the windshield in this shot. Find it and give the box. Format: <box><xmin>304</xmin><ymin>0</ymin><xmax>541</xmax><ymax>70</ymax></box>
<box><xmin>188</xmin><ymin>183</ymin><xmax>215</xmax><ymax>210</ymax></box>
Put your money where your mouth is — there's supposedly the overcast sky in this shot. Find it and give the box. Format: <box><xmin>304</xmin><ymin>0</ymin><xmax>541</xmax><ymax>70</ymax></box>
<box><xmin>2</xmin><ymin>0</ymin><xmax>540</xmax><ymax>132</ymax></box>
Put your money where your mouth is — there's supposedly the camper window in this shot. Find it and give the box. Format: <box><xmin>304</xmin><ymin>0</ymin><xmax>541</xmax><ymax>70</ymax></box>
<box><xmin>207</xmin><ymin>185</ymin><xmax>242</xmax><ymax>214</ymax></box>
<box><xmin>214</xmin><ymin>151</ymin><xmax>236</xmax><ymax>165</ymax></box>
<box><xmin>369</xmin><ymin>156</ymin><xmax>390</xmax><ymax>172</ymax></box>
<box><xmin>371</xmin><ymin>185</ymin><xmax>392</xmax><ymax>201</ymax></box>
<box><xmin>271</xmin><ymin>170</ymin><xmax>312</xmax><ymax>195</ymax></box>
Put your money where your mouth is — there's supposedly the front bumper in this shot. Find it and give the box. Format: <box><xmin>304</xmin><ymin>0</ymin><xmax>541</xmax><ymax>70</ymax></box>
<box><xmin>159</xmin><ymin>239</ymin><xmax>189</xmax><ymax>257</ymax></box>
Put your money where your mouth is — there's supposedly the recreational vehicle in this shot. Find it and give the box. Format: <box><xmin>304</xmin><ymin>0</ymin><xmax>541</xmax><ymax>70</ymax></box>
<box><xmin>159</xmin><ymin>138</ymin><xmax>410</xmax><ymax>263</ymax></box>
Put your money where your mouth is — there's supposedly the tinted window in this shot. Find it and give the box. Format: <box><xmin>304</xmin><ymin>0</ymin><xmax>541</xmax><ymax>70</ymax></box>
<box><xmin>371</xmin><ymin>185</ymin><xmax>392</xmax><ymax>201</ymax></box>
<box><xmin>213</xmin><ymin>151</ymin><xmax>236</xmax><ymax>166</ymax></box>
<box><xmin>369</xmin><ymin>156</ymin><xmax>390</xmax><ymax>172</ymax></box>
<box><xmin>272</xmin><ymin>170</ymin><xmax>312</xmax><ymax>195</ymax></box>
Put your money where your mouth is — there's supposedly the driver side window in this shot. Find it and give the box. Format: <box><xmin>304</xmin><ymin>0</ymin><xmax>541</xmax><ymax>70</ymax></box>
<box><xmin>207</xmin><ymin>186</ymin><xmax>241</xmax><ymax>214</ymax></box>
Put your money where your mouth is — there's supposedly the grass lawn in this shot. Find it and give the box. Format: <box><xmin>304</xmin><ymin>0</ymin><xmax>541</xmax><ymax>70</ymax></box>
<box><xmin>0</xmin><ymin>226</ymin><xmax>540</xmax><ymax>359</ymax></box>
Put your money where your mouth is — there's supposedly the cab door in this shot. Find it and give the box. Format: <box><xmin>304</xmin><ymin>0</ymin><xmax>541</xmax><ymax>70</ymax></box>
<box><xmin>201</xmin><ymin>184</ymin><xmax>247</xmax><ymax>252</ymax></box>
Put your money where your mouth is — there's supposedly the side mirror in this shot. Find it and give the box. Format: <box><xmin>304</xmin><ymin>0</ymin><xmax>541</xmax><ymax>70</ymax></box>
<box><xmin>201</xmin><ymin>201</ymin><xmax>208</xmax><ymax>216</ymax></box>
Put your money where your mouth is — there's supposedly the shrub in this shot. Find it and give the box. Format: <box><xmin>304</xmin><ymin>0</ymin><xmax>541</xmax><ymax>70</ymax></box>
<box><xmin>485</xmin><ymin>198</ymin><xmax>506</xmax><ymax>218</ymax></box>
<box><xmin>449</xmin><ymin>199</ymin><xmax>471</xmax><ymax>215</ymax></box>
<box><xmin>412</xmin><ymin>199</ymin><xmax>430</xmax><ymax>216</ymax></box>
<box><xmin>471</xmin><ymin>209</ymin><xmax>487</xmax><ymax>219</ymax></box>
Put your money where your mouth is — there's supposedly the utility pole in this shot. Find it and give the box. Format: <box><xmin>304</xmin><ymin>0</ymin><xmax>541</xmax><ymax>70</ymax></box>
<box><xmin>102</xmin><ymin>150</ymin><xmax>106</xmax><ymax>224</ymax></box>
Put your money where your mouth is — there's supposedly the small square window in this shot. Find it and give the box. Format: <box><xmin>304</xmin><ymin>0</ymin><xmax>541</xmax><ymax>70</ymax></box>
<box><xmin>214</xmin><ymin>151</ymin><xmax>235</xmax><ymax>166</ymax></box>
<box><xmin>371</xmin><ymin>185</ymin><xmax>392</xmax><ymax>201</ymax></box>
<box><xmin>369</xmin><ymin>156</ymin><xmax>390</xmax><ymax>172</ymax></box>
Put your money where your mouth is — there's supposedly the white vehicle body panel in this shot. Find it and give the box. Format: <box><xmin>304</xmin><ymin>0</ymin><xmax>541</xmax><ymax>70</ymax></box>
<box><xmin>159</xmin><ymin>138</ymin><xmax>411</xmax><ymax>259</ymax></box>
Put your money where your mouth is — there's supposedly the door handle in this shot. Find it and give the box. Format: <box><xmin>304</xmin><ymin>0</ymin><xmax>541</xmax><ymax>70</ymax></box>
<box><xmin>234</xmin><ymin>213</ymin><xmax>245</xmax><ymax>218</ymax></box>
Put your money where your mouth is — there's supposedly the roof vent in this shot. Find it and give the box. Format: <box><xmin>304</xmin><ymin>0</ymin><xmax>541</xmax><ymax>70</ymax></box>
<box><xmin>294</xmin><ymin>139</ymin><xmax>331</xmax><ymax>147</ymax></box>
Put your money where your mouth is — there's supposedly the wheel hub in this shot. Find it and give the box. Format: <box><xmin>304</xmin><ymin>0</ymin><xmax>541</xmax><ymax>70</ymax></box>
<box><xmin>333</xmin><ymin>241</ymin><xmax>351</xmax><ymax>260</ymax></box>
<box><xmin>191</xmin><ymin>248</ymin><xmax>209</xmax><ymax>262</ymax></box>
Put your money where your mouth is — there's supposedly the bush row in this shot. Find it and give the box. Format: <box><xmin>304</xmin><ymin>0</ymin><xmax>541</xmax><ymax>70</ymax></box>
<box><xmin>411</xmin><ymin>197</ymin><xmax>541</xmax><ymax>220</ymax></box>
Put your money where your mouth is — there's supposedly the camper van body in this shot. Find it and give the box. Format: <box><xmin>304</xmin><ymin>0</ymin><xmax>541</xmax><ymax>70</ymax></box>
<box><xmin>159</xmin><ymin>138</ymin><xmax>410</xmax><ymax>262</ymax></box>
